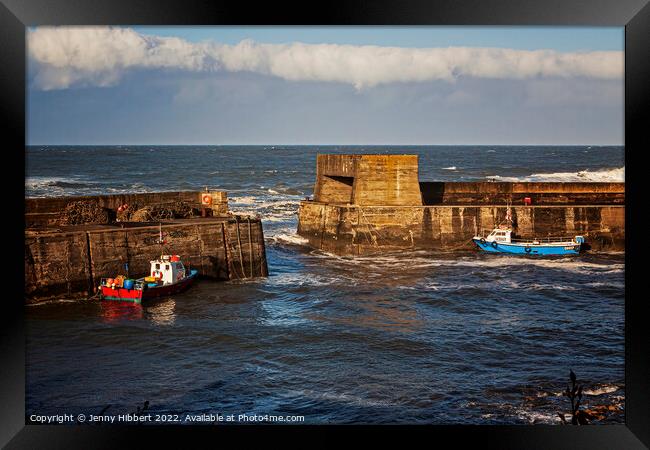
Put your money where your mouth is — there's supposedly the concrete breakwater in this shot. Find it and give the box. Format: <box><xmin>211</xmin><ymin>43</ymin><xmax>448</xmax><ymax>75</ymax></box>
<box><xmin>25</xmin><ymin>191</ymin><xmax>267</xmax><ymax>303</ymax></box>
<box><xmin>297</xmin><ymin>154</ymin><xmax>625</xmax><ymax>255</ymax></box>
<box><xmin>25</xmin><ymin>190</ymin><xmax>229</xmax><ymax>228</ymax></box>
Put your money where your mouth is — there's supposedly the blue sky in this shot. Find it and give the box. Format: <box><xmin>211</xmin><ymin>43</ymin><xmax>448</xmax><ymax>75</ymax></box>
<box><xmin>27</xmin><ymin>26</ymin><xmax>624</xmax><ymax>145</ymax></box>
<box><xmin>131</xmin><ymin>26</ymin><xmax>623</xmax><ymax>51</ymax></box>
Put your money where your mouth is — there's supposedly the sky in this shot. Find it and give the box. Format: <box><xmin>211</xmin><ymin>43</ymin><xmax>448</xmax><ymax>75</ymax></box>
<box><xmin>27</xmin><ymin>26</ymin><xmax>624</xmax><ymax>145</ymax></box>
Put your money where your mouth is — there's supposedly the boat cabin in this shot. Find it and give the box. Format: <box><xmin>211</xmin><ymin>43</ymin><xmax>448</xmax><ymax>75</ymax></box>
<box><xmin>150</xmin><ymin>255</ymin><xmax>187</xmax><ymax>285</ymax></box>
<box><xmin>485</xmin><ymin>228</ymin><xmax>512</xmax><ymax>244</ymax></box>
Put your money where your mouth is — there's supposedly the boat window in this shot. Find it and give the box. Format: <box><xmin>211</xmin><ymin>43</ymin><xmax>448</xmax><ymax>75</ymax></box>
<box><xmin>155</xmin><ymin>263</ymin><xmax>160</xmax><ymax>269</ymax></box>
<box><xmin>165</xmin><ymin>265</ymin><xmax>170</xmax><ymax>270</ymax></box>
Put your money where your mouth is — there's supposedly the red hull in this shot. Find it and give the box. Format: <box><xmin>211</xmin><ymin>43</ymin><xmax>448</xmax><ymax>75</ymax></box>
<box><xmin>100</xmin><ymin>286</ymin><xmax>143</xmax><ymax>302</ymax></box>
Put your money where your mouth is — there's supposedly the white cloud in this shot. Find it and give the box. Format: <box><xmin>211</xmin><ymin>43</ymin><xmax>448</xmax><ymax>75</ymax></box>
<box><xmin>28</xmin><ymin>26</ymin><xmax>624</xmax><ymax>90</ymax></box>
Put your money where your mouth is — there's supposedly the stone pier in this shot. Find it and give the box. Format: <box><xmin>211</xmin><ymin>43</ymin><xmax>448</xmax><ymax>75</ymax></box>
<box><xmin>298</xmin><ymin>154</ymin><xmax>625</xmax><ymax>255</ymax></box>
<box><xmin>24</xmin><ymin>191</ymin><xmax>267</xmax><ymax>303</ymax></box>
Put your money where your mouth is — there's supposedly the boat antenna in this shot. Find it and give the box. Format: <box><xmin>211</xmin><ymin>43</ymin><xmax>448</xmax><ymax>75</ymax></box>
<box><xmin>158</xmin><ymin>222</ymin><xmax>164</xmax><ymax>257</ymax></box>
<box><xmin>157</xmin><ymin>221</ymin><xmax>175</xmax><ymax>257</ymax></box>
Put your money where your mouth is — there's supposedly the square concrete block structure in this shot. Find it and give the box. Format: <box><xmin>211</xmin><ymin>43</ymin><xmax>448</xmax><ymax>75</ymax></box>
<box><xmin>314</xmin><ymin>154</ymin><xmax>423</xmax><ymax>206</ymax></box>
<box><xmin>299</xmin><ymin>154</ymin><xmax>625</xmax><ymax>256</ymax></box>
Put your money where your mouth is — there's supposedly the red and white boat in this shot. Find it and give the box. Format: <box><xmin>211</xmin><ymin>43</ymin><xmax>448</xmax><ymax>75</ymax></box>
<box><xmin>99</xmin><ymin>254</ymin><xmax>198</xmax><ymax>304</ymax></box>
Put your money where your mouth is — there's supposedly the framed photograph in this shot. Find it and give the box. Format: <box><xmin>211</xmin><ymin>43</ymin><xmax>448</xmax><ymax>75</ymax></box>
<box><xmin>4</xmin><ymin>0</ymin><xmax>649</xmax><ymax>447</ymax></box>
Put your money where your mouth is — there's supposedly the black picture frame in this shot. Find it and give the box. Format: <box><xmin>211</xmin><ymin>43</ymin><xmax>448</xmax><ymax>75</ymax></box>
<box><xmin>3</xmin><ymin>0</ymin><xmax>648</xmax><ymax>447</ymax></box>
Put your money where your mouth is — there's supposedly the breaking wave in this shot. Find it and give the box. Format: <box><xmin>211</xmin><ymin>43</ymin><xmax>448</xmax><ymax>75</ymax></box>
<box><xmin>268</xmin><ymin>230</ymin><xmax>310</xmax><ymax>246</ymax></box>
<box><xmin>487</xmin><ymin>167</ymin><xmax>624</xmax><ymax>183</ymax></box>
<box><xmin>25</xmin><ymin>176</ymin><xmax>95</xmax><ymax>195</ymax></box>
<box><xmin>25</xmin><ymin>176</ymin><xmax>156</xmax><ymax>197</ymax></box>
<box><xmin>583</xmin><ymin>384</ymin><xmax>620</xmax><ymax>396</ymax></box>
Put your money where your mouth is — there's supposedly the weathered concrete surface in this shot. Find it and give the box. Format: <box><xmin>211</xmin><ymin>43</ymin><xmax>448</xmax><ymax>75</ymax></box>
<box><xmin>353</xmin><ymin>155</ymin><xmax>422</xmax><ymax>206</ymax></box>
<box><xmin>25</xmin><ymin>191</ymin><xmax>228</xmax><ymax>227</ymax></box>
<box><xmin>300</xmin><ymin>154</ymin><xmax>625</xmax><ymax>255</ymax></box>
<box><xmin>298</xmin><ymin>202</ymin><xmax>625</xmax><ymax>255</ymax></box>
<box><xmin>420</xmin><ymin>182</ymin><xmax>625</xmax><ymax>205</ymax></box>
<box><xmin>25</xmin><ymin>216</ymin><xmax>267</xmax><ymax>303</ymax></box>
<box><xmin>314</xmin><ymin>154</ymin><xmax>423</xmax><ymax>206</ymax></box>
<box><xmin>24</xmin><ymin>230</ymin><xmax>93</xmax><ymax>301</ymax></box>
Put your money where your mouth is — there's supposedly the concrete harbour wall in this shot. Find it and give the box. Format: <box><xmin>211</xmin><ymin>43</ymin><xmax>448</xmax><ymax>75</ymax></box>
<box><xmin>298</xmin><ymin>202</ymin><xmax>625</xmax><ymax>255</ymax></box>
<box><xmin>419</xmin><ymin>181</ymin><xmax>625</xmax><ymax>205</ymax></box>
<box><xmin>298</xmin><ymin>154</ymin><xmax>625</xmax><ymax>255</ymax></box>
<box><xmin>25</xmin><ymin>190</ymin><xmax>229</xmax><ymax>227</ymax></box>
<box><xmin>25</xmin><ymin>217</ymin><xmax>267</xmax><ymax>303</ymax></box>
<box><xmin>25</xmin><ymin>191</ymin><xmax>266</xmax><ymax>303</ymax></box>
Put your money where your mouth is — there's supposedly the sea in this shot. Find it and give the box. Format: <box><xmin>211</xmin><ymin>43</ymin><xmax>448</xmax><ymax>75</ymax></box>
<box><xmin>25</xmin><ymin>145</ymin><xmax>625</xmax><ymax>425</ymax></box>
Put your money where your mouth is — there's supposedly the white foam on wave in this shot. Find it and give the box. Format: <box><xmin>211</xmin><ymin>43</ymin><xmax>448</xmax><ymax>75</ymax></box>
<box><xmin>229</xmin><ymin>195</ymin><xmax>258</xmax><ymax>206</ymax></box>
<box><xmin>266</xmin><ymin>272</ymin><xmax>334</xmax><ymax>287</ymax></box>
<box><xmin>228</xmin><ymin>188</ymin><xmax>302</xmax><ymax>232</ymax></box>
<box><xmin>583</xmin><ymin>384</ymin><xmax>620</xmax><ymax>396</ymax></box>
<box><xmin>487</xmin><ymin>167</ymin><xmax>624</xmax><ymax>183</ymax></box>
<box><xmin>274</xmin><ymin>234</ymin><xmax>309</xmax><ymax>246</ymax></box>
<box><xmin>437</xmin><ymin>257</ymin><xmax>624</xmax><ymax>275</ymax></box>
<box><xmin>482</xmin><ymin>402</ymin><xmax>565</xmax><ymax>424</ymax></box>
<box><xmin>105</xmin><ymin>185</ymin><xmax>153</xmax><ymax>194</ymax></box>
<box><xmin>272</xmin><ymin>233</ymin><xmax>309</xmax><ymax>245</ymax></box>
<box><xmin>229</xmin><ymin>194</ymin><xmax>302</xmax><ymax>208</ymax></box>
<box><xmin>583</xmin><ymin>281</ymin><xmax>625</xmax><ymax>289</ymax></box>
<box><xmin>442</xmin><ymin>166</ymin><xmax>457</xmax><ymax>170</ymax></box>
<box><xmin>262</xmin><ymin>216</ymin><xmax>291</xmax><ymax>223</ymax></box>
<box><xmin>25</xmin><ymin>175</ymin><xmax>87</xmax><ymax>188</ymax></box>
<box><xmin>26</xmin><ymin>178</ymin><xmax>65</xmax><ymax>197</ymax></box>
<box><xmin>266</xmin><ymin>186</ymin><xmax>305</xmax><ymax>196</ymax></box>
<box><xmin>513</xmin><ymin>407</ymin><xmax>562</xmax><ymax>424</ymax></box>
<box><xmin>488</xmin><ymin>280</ymin><xmax>577</xmax><ymax>291</ymax></box>
<box><xmin>26</xmin><ymin>175</ymin><xmax>111</xmax><ymax>197</ymax></box>
<box><xmin>229</xmin><ymin>193</ymin><xmax>302</xmax><ymax>226</ymax></box>
<box><xmin>268</xmin><ymin>231</ymin><xmax>310</xmax><ymax>246</ymax></box>
<box><xmin>25</xmin><ymin>176</ymin><xmax>71</xmax><ymax>186</ymax></box>
<box><xmin>26</xmin><ymin>181</ymin><xmax>158</xmax><ymax>198</ymax></box>
<box><xmin>310</xmin><ymin>252</ymin><xmax>624</xmax><ymax>276</ymax></box>
<box><xmin>292</xmin><ymin>389</ymin><xmax>396</xmax><ymax>408</ymax></box>
<box><xmin>255</xmin><ymin>199</ymin><xmax>301</xmax><ymax>209</ymax></box>
<box><xmin>413</xmin><ymin>279</ymin><xmax>582</xmax><ymax>292</ymax></box>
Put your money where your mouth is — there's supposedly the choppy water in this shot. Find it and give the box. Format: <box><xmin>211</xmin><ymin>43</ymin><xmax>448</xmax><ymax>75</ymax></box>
<box><xmin>25</xmin><ymin>145</ymin><xmax>625</xmax><ymax>424</ymax></box>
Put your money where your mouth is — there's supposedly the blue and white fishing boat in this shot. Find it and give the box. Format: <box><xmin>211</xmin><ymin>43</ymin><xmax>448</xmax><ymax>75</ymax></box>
<box><xmin>472</xmin><ymin>202</ymin><xmax>585</xmax><ymax>255</ymax></box>
<box><xmin>472</xmin><ymin>227</ymin><xmax>585</xmax><ymax>255</ymax></box>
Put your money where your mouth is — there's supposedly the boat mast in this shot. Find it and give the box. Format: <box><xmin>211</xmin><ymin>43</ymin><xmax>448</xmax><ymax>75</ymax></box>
<box><xmin>497</xmin><ymin>199</ymin><xmax>513</xmax><ymax>229</ymax></box>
